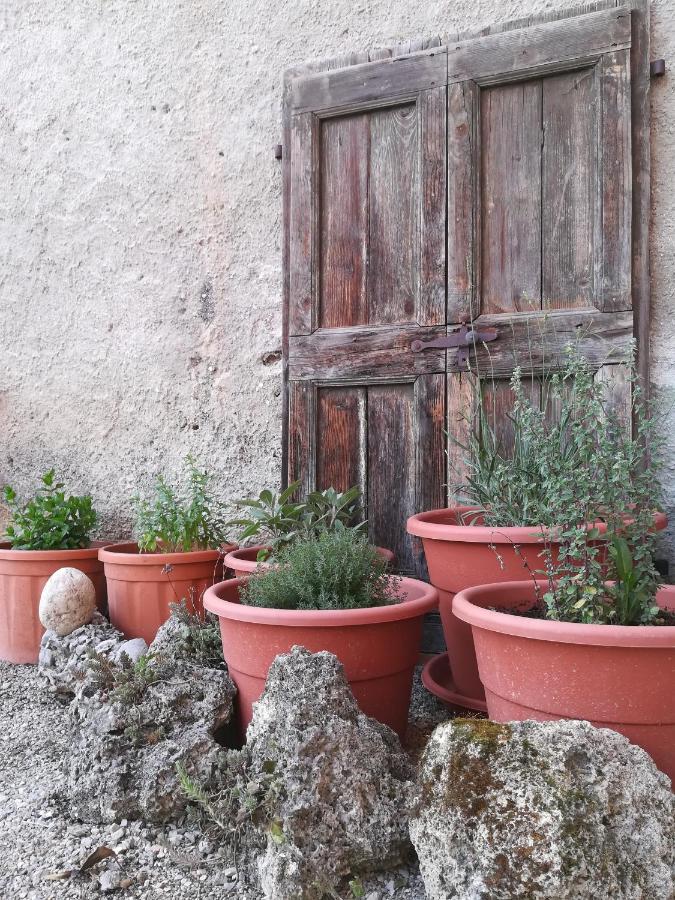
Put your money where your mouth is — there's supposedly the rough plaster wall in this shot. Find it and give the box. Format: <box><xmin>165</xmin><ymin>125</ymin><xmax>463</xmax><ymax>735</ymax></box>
<box><xmin>0</xmin><ymin>1</ymin><xmax>674</xmax><ymax>555</ymax></box>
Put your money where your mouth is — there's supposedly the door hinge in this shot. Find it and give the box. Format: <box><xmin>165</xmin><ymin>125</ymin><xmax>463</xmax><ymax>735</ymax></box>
<box><xmin>274</xmin><ymin>144</ymin><xmax>283</xmax><ymax>160</ymax></box>
<box><xmin>651</xmin><ymin>59</ymin><xmax>666</xmax><ymax>77</ymax></box>
<box><xmin>411</xmin><ymin>323</ymin><xmax>498</xmax><ymax>370</ymax></box>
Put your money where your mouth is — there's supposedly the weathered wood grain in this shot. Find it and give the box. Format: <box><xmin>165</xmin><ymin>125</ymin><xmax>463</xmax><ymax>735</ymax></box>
<box><xmin>368</xmin><ymin>103</ymin><xmax>419</xmax><ymax>323</ymax></box>
<box><xmin>289</xmin><ymin>113</ymin><xmax>316</xmax><ymax>335</ymax></box>
<box><xmin>447</xmin><ymin>80</ymin><xmax>476</xmax><ymax>324</ymax></box>
<box><xmin>319</xmin><ymin>114</ymin><xmax>369</xmax><ymax>327</ymax></box>
<box><xmin>600</xmin><ymin>49</ymin><xmax>632</xmax><ymax>312</ymax></box>
<box><xmin>415</xmin><ymin>374</ymin><xmax>446</xmax><ymax>512</ymax></box>
<box><xmin>464</xmin><ymin>309</ymin><xmax>633</xmax><ymax>376</ymax></box>
<box><xmin>419</xmin><ymin>86</ymin><xmax>447</xmax><ymax>326</ymax></box>
<box><xmin>289</xmin><ymin>325</ymin><xmax>446</xmax><ymax>381</ymax></box>
<box><xmin>629</xmin><ymin>0</ymin><xmax>651</xmax><ymax>393</ymax></box>
<box><xmin>367</xmin><ymin>384</ymin><xmax>417</xmax><ymax>572</ymax></box>
<box><xmin>480</xmin><ymin>81</ymin><xmax>542</xmax><ymax>315</ymax></box>
<box><xmin>290</xmin><ymin>48</ymin><xmax>447</xmax><ymax>116</ymax></box>
<box><xmin>446</xmin><ymin>373</ymin><xmax>475</xmax><ymax>501</ymax></box>
<box><xmin>447</xmin><ymin>6</ymin><xmax>631</xmax><ymax>85</ymax></box>
<box><xmin>288</xmin><ymin>380</ymin><xmax>316</xmax><ymax>494</ymax></box>
<box><xmin>316</xmin><ymin>386</ymin><xmax>367</xmax><ymax>493</ymax></box>
<box><xmin>542</xmin><ymin>66</ymin><xmax>598</xmax><ymax>309</ymax></box>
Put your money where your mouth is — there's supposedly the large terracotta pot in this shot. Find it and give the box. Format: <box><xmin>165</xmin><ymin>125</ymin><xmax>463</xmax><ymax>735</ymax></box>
<box><xmin>204</xmin><ymin>575</ymin><xmax>437</xmax><ymax>739</ymax></box>
<box><xmin>99</xmin><ymin>542</ymin><xmax>236</xmax><ymax>645</ymax></box>
<box><xmin>453</xmin><ymin>580</ymin><xmax>675</xmax><ymax>785</ymax></box>
<box><xmin>225</xmin><ymin>544</ymin><xmax>395</xmax><ymax>579</ymax></box>
<box><xmin>407</xmin><ymin>506</ymin><xmax>667</xmax><ymax>705</ymax></box>
<box><xmin>0</xmin><ymin>541</ymin><xmax>107</xmax><ymax>664</ymax></box>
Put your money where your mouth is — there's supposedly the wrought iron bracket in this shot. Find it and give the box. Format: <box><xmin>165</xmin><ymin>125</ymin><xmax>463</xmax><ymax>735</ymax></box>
<box><xmin>411</xmin><ymin>323</ymin><xmax>498</xmax><ymax>370</ymax></box>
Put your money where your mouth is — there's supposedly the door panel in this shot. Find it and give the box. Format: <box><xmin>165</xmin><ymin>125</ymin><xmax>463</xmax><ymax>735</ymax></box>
<box><xmin>285</xmin><ymin>49</ymin><xmax>448</xmax><ymax>577</ymax></box>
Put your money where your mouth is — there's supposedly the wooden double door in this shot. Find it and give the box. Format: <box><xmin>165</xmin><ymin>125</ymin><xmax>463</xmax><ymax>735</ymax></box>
<box><xmin>282</xmin><ymin>1</ymin><xmax>650</xmax><ymax>578</ymax></box>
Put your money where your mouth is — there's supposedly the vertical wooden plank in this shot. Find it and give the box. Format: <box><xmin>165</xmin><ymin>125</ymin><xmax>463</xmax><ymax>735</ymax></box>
<box><xmin>542</xmin><ymin>67</ymin><xmax>598</xmax><ymax>310</ymax></box>
<box><xmin>368</xmin><ymin>104</ymin><xmax>418</xmax><ymax>324</ymax></box>
<box><xmin>629</xmin><ymin>0</ymin><xmax>650</xmax><ymax>393</ymax></box>
<box><xmin>595</xmin><ymin>363</ymin><xmax>631</xmax><ymax>429</ymax></box>
<box><xmin>446</xmin><ymin>373</ymin><xmax>476</xmax><ymax>502</ymax></box>
<box><xmin>480</xmin><ymin>81</ymin><xmax>543</xmax><ymax>314</ymax></box>
<box><xmin>600</xmin><ymin>48</ymin><xmax>632</xmax><ymax>312</ymax></box>
<box><xmin>319</xmin><ymin>113</ymin><xmax>369</xmax><ymax>328</ymax></box>
<box><xmin>415</xmin><ymin>374</ymin><xmax>446</xmax><ymax>512</ymax></box>
<box><xmin>289</xmin><ymin>113</ymin><xmax>317</xmax><ymax>335</ymax></box>
<box><xmin>419</xmin><ymin>86</ymin><xmax>447</xmax><ymax>326</ymax></box>
<box><xmin>288</xmin><ymin>380</ymin><xmax>316</xmax><ymax>495</ymax></box>
<box><xmin>367</xmin><ymin>383</ymin><xmax>417</xmax><ymax>572</ymax></box>
<box><xmin>316</xmin><ymin>387</ymin><xmax>367</xmax><ymax>493</ymax></box>
<box><xmin>447</xmin><ymin>80</ymin><xmax>477</xmax><ymax>324</ymax></box>
<box><xmin>480</xmin><ymin>377</ymin><xmax>540</xmax><ymax>456</ymax></box>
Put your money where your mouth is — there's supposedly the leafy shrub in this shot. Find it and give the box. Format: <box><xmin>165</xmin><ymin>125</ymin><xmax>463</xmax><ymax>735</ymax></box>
<box><xmin>230</xmin><ymin>482</ymin><xmax>363</xmax><ymax>560</ymax></box>
<box><xmin>133</xmin><ymin>455</ymin><xmax>229</xmax><ymax>553</ymax></box>
<box><xmin>240</xmin><ymin>529</ymin><xmax>397</xmax><ymax>611</ymax></box>
<box><xmin>2</xmin><ymin>470</ymin><xmax>97</xmax><ymax>550</ymax></box>
<box><xmin>458</xmin><ymin>348</ymin><xmax>664</xmax><ymax>625</ymax></box>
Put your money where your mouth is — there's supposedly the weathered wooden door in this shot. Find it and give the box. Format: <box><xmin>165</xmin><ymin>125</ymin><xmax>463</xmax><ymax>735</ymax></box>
<box><xmin>283</xmin><ymin>46</ymin><xmax>448</xmax><ymax>574</ymax></box>
<box><xmin>282</xmin><ymin>1</ymin><xmax>650</xmax><ymax>577</ymax></box>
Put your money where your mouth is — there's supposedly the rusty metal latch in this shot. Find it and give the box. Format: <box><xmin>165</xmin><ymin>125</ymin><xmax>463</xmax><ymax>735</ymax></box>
<box><xmin>411</xmin><ymin>323</ymin><xmax>498</xmax><ymax>369</ymax></box>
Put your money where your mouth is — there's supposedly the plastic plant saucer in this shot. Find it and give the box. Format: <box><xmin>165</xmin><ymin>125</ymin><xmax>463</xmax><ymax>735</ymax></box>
<box><xmin>422</xmin><ymin>652</ymin><xmax>488</xmax><ymax>714</ymax></box>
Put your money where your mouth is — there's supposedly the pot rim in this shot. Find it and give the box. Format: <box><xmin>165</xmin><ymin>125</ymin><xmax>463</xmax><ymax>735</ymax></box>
<box><xmin>452</xmin><ymin>580</ymin><xmax>675</xmax><ymax>648</ymax></box>
<box><xmin>225</xmin><ymin>543</ymin><xmax>395</xmax><ymax>572</ymax></box>
<box><xmin>204</xmin><ymin>575</ymin><xmax>438</xmax><ymax>626</ymax></box>
<box><xmin>0</xmin><ymin>539</ymin><xmax>109</xmax><ymax>561</ymax></box>
<box><xmin>406</xmin><ymin>505</ymin><xmax>668</xmax><ymax>545</ymax></box>
<box><xmin>99</xmin><ymin>541</ymin><xmax>237</xmax><ymax>566</ymax></box>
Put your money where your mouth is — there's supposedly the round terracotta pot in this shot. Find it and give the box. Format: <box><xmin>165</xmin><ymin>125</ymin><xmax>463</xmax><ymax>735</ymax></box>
<box><xmin>453</xmin><ymin>580</ymin><xmax>675</xmax><ymax>785</ymax></box>
<box><xmin>99</xmin><ymin>542</ymin><xmax>237</xmax><ymax>645</ymax></box>
<box><xmin>406</xmin><ymin>506</ymin><xmax>668</xmax><ymax>703</ymax></box>
<box><xmin>203</xmin><ymin>575</ymin><xmax>437</xmax><ymax>739</ymax></box>
<box><xmin>0</xmin><ymin>541</ymin><xmax>108</xmax><ymax>665</ymax></box>
<box><xmin>225</xmin><ymin>544</ymin><xmax>395</xmax><ymax>579</ymax></box>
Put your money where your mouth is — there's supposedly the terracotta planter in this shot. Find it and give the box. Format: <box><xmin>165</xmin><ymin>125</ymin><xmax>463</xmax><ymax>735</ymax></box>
<box><xmin>225</xmin><ymin>544</ymin><xmax>395</xmax><ymax>579</ymax></box>
<box><xmin>453</xmin><ymin>580</ymin><xmax>675</xmax><ymax>784</ymax></box>
<box><xmin>99</xmin><ymin>542</ymin><xmax>237</xmax><ymax>645</ymax></box>
<box><xmin>407</xmin><ymin>506</ymin><xmax>667</xmax><ymax>706</ymax></box>
<box><xmin>0</xmin><ymin>541</ymin><xmax>107</xmax><ymax>664</ymax></box>
<box><xmin>204</xmin><ymin>575</ymin><xmax>437</xmax><ymax>739</ymax></box>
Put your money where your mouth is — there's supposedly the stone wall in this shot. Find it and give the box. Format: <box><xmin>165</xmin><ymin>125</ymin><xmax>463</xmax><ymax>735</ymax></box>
<box><xmin>1</xmin><ymin>1</ymin><xmax>674</xmax><ymax>559</ymax></box>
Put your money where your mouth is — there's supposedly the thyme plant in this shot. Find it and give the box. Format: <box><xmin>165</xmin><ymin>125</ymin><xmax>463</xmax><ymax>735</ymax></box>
<box><xmin>240</xmin><ymin>529</ymin><xmax>397</xmax><ymax>611</ymax></box>
<box><xmin>133</xmin><ymin>455</ymin><xmax>229</xmax><ymax>553</ymax></box>
<box><xmin>458</xmin><ymin>349</ymin><xmax>665</xmax><ymax>625</ymax></box>
<box><xmin>2</xmin><ymin>470</ymin><xmax>97</xmax><ymax>550</ymax></box>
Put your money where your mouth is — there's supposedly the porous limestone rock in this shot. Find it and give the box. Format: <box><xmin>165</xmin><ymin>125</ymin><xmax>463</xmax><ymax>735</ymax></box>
<box><xmin>411</xmin><ymin>718</ymin><xmax>675</xmax><ymax>900</ymax></box>
<box><xmin>39</xmin><ymin>567</ymin><xmax>96</xmax><ymax>636</ymax></box>
<box><xmin>244</xmin><ymin>646</ymin><xmax>414</xmax><ymax>900</ymax></box>
<box><xmin>112</xmin><ymin>637</ymin><xmax>148</xmax><ymax>665</ymax></box>
<box><xmin>38</xmin><ymin>611</ymin><xmax>125</xmax><ymax>700</ymax></box>
<box><xmin>65</xmin><ymin>652</ymin><xmax>236</xmax><ymax>824</ymax></box>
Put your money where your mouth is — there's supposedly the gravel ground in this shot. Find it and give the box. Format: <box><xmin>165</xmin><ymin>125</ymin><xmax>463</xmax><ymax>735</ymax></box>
<box><xmin>0</xmin><ymin>661</ymin><xmax>451</xmax><ymax>900</ymax></box>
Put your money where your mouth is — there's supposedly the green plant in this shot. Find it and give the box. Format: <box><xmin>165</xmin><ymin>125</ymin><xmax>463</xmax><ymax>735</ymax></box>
<box><xmin>240</xmin><ymin>528</ymin><xmax>397</xmax><ymax>611</ymax></box>
<box><xmin>229</xmin><ymin>481</ymin><xmax>363</xmax><ymax>560</ymax></box>
<box><xmin>458</xmin><ymin>348</ymin><xmax>664</xmax><ymax>625</ymax></box>
<box><xmin>133</xmin><ymin>455</ymin><xmax>229</xmax><ymax>552</ymax></box>
<box><xmin>168</xmin><ymin>598</ymin><xmax>225</xmax><ymax>669</ymax></box>
<box><xmin>2</xmin><ymin>470</ymin><xmax>97</xmax><ymax>550</ymax></box>
<box><xmin>88</xmin><ymin>649</ymin><xmax>161</xmax><ymax>705</ymax></box>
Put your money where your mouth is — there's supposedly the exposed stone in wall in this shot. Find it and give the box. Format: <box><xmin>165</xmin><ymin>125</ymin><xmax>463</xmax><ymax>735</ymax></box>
<box><xmin>411</xmin><ymin>718</ymin><xmax>675</xmax><ymax>900</ymax></box>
